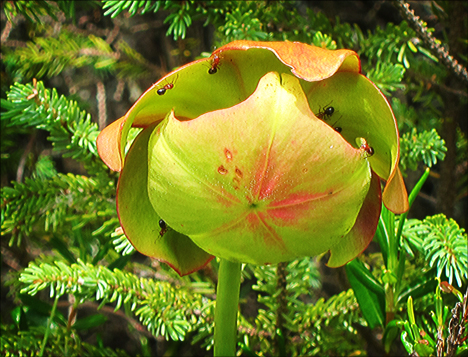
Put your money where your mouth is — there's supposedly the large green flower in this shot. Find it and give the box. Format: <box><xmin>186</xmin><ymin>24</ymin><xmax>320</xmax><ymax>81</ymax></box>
<box><xmin>97</xmin><ymin>41</ymin><xmax>408</xmax><ymax>275</ymax></box>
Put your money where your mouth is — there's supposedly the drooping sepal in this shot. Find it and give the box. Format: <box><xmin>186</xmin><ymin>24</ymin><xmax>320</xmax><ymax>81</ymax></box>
<box><xmin>117</xmin><ymin>123</ymin><xmax>213</xmax><ymax>276</ymax></box>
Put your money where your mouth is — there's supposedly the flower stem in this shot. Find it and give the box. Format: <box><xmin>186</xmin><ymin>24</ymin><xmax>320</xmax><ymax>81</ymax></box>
<box><xmin>214</xmin><ymin>259</ymin><xmax>241</xmax><ymax>357</ymax></box>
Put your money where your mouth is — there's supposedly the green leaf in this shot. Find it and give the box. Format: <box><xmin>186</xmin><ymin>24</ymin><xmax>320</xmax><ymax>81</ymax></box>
<box><xmin>395</xmin><ymin>167</ymin><xmax>431</xmax><ymax>241</ymax></box>
<box><xmin>72</xmin><ymin>314</ymin><xmax>108</xmax><ymax>330</ymax></box>
<box><xmin>414</xmin><ymin>342</ymin><xmax>434</xmax><ymax>356</ymax></box>
<box><xmin>417</xmin><ymin>46</ymin><xmax>439</xmax><ymax>62</ymax></box>
<box><xmin>397</xmin><ymin>42</ymin><xmax>407</xmax><ymax>63</ymax></box>
<box><xmin>107</xmin><ymin>255</ymin><xmax>132</xmax><ymax>271</ymax></box>
<box><xmin>383</xmin><ymin>319</ymin><xmax>403</xmax><ymax>353</ymax></box>
<box><xmin>401</xmin><ymin>331</ymin><xmax>414</xmax><ymax>354</ymax></box>
<box><xmin>345</xmin><ymin>259</ymin><xmax>385</xmax><ymax>328</ymax></box>
<box><xmin>375</xmin><ymin>212</ymin><xmax>390</xmax><ymax>267</ymax></box>
<box><xmin>17</xmin><ymin>294</ymin><xmax>67</xmax><ymax>326</ymax></box>
<box><xmin>397</xmin><ymin>268</ymin><xmax>437</xmax><ymax>304</ymax></box>
<box><xmin>50</xmin><ymin>235</ymin><xmax>77</xmax><ymax>264</ymax></box>
<box><xmin>407</xmin><ymin>40</ymin><xmax>418</xmax><ymax>53</ymax></box>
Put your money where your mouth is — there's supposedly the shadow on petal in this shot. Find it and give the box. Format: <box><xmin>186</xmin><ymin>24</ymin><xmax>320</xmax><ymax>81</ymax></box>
<box><xmin>117</xmin><ymin>123</ymin><xmax>213</xmax><ymax>276</ymax></box>
<box><xmin>327</xmin><ymin>171</ymin><xmax>382</xmax><ymax>267</ymax></box>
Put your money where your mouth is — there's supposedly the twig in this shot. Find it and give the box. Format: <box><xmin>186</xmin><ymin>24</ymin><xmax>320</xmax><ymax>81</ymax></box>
<box><xmin>16</xmin><ymin>132</ymin><xmax>37</xmax><ymax>183</ymax></box>
<box><xmin>57</xmin><ymin>300</ymin><xmax>156</xmax><ymax>339</ymax></box>
<box><xmin>445</xmin><ymin>286</ymin><xmax>468</xmax><ymax>357</ymax></box>
<box><xmin>394</xmin><ymin>0</ymin><xmax>468</xmax><ymax>86</ymax></box>
<box><xmin>1</xmin><ymin>20</ymin><xmax>13</xmax><ymax>42</ymax></box>
<box><xmin>96</xmin><ymin>81</ymin><xmax>107</xmax><ymax>131</ymax></box>
<box><xmin>406</xmin><ymin>69</ymin><xmax>468</xmax><ymax>99</ymax></box>
<box><xmin>106</xmin><ymin>23</ymin><xmax>120</xmax><ymax>45</ymax></box>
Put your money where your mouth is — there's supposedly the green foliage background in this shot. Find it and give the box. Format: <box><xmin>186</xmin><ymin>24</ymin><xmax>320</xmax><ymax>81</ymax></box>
<box><xmin>1</xmin><ymin>1</ymin><xmax>467</xmax><ymax>356</ymax></box>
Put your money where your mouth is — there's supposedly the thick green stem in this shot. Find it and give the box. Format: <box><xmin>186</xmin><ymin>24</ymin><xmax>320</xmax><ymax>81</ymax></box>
<box><xmin>214</xmin><ymin>259</ymin><xmax>241</xmax><ymax>357</ymax></box>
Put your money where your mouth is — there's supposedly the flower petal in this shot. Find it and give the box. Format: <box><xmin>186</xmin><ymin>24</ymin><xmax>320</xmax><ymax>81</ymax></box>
<box><xmin>97</xmin><ymin>116</ymin><xmax>127</xmax><ymax>172</ymax></box>
<box><xmin>327</xmin><ymin>171</ymin><xmax>382</xmax><ymax>267</ymax></box>
<box><xmin>382</xmin><ymin>166</ymin><xmax>409</xmax><ymax>214</ymax></box>
<box><xmin>117</xmin><ymin>123</ymin><xmax>213</xmax><ymax>275</ymax></box>
<box><xmin>214</xmin><ymin>40</ymin><xmax>360</xmax><ymax>80</ymax></box>
<box><xmin>97</xmin><ymin>41</ymin><xmax>361</xmax><ymax>173</ymax></box>
<box><xmin>303</xmin><ymin>73</ymin><xmax>398</xmax><ymax>180</ymax></box>
<box><xmin>147</xmin><ymin>72</ymin><xmax>372</xmax><ymax>264</ymax></box>
<box><xmin>302</xmin><ymin>72</ymin><xmax>408</xmax><ymax>213</ymax></box>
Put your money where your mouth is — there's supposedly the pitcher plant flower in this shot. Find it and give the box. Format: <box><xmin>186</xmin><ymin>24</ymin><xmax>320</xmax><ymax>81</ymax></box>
<box><xmin>97</xmin><ymin>41</ymin><xmax>409</xmax><ymax>276</ymax></box>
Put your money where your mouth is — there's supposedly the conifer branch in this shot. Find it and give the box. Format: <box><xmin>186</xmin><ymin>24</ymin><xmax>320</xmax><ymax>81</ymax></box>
<box><xmin>1</xmin><ymin>324</ymin><xmax>130</xmax><ymax>357</ymax></box>
<box><xmin>394</xmin><ymin>0</ymin><xmax>468</xmax><ymax>85</ymax></box>
<box><xmin>2</xmin><ymin>29</ymin><xmax>151</xmax><ymax>80</ymax></box>
<box><xmin>2</xmin><ymin>80</ymin><xmax>98</xmax><ymax>158</ymax></box>
<box><xmin>18</xmin><ymin>259</ymin><xmax>213</xmax><ymax>341</ymax></box>
<box><xmin>1</xmin><ymin>80</ymin><xmax>113</xmax><ymax>177</ymax></box>
<box><xmin>399</xmin><ymin>128</ymin><xmax>447</xmax><ymax>173</ymax></box>
<box><xmin>1</xmin><ymin>173</ymin><xmax>115</xmax><ymax>245</ymax></box>
<box><xmin>401</xmin><ymin>214</ymin><xmax>468</xmax><ymax>287</ymax></box>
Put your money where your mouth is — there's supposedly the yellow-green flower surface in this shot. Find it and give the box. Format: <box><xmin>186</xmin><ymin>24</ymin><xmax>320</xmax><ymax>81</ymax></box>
<box><xmin>98</xmin><ymin>41</ymin><xmax>408</xmax><ymax>275</ymax></box>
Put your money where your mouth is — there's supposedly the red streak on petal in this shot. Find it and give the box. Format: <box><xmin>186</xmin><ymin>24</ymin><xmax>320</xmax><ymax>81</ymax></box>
<box><xmin>267</xmin><ymin>191</ymin><xmax>334</xmax><ymax>225</ymax></box>
<box><xmin>270</xmin><ymin>191</ymin><xmax>331</xmax><ymax>208</ymax></box>
<box><xmin>246</xmin><ymin>211</ymin><xmax>286</xmax><ymax>249</ymax></box>
<box><xmin>213</xmin><ymin>186</ymin><xmax>242</xmax><ymax>208</ymax></box>
<box><xmin>252</xmin><ymin>147</ymin><xmax>287</xmax><ymax>201</ymax></box>
<box><xmin>258</xmin><ymin>172</ymin><xmax>283</xmax><ymax>200</ymax></box>
<box><xmin>250</xmin><ymin>149</ymin><xmax>269</xmax><ymax>199</ymax></box>
<box><xmin>267</xmin><ymin>206</ymin><xmax>301</xmax><ymax>225</ymax></box>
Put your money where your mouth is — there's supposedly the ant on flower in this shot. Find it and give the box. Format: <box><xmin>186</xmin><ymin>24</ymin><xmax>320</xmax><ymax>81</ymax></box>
<box><xmin>316</xmin><ymin>102</ymin><xmax>335</xmax><ymax>121</ymax></box>
<box><xmin>159</xmin><ymin>219</ymin><xmax>168</xmax><ymax>237</ymax></box>
<box><xmin>208</xmin><ymin>54</ymin><xmax>220</xmax><ymax>74</ymax></box>
<box><xmin>156</xmin><ymin>75</ymin><xmax>178</xmax><ymax>95</ymax></box>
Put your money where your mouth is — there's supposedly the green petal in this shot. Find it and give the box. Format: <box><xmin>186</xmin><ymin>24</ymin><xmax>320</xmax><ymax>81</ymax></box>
<box><xmin>117</xmin><ymin>123</ymin><xmax>213</xmax><ymax>276</ymax></box>
<box><xmin>147</xmin><ymin>72</ymin><xmax>373</xmax><ymax>265</ymax></box>
<box><xmin>327</xmin><ymin>171</ymin><xmax>382</xmax><ymax>267</ymax></box>
<box><xmin>98</xmin><ymin>42</ymin><xmax>358</xmax><ymax>172</ymax></box>
<box><xmin>303</xmin><ymin>72</ymin><xmax>399</xmax><ymax>181</ymax></box>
